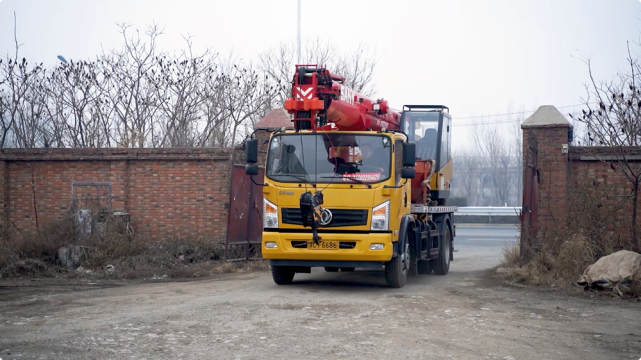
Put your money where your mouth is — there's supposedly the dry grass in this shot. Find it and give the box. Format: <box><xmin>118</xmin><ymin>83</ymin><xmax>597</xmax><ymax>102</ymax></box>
<box><xmin>503</xmin><ymin>234</ymin><xmax>595</xmax><ymax>287</ymax></box>
<box><xmin>0</xmin><ymin>212</ymin><xmax>269</xmax><ymax>280</ymax></box>
<box><xmin>501</xmin><ymin>233</ymin><xmax>641</xmax><ymax>299</ymax></box>
<box><xmin>499</xmin><ymin>178</ymin><xmax>641</xmax><ymax>299</ymax></box>
<box><xmin>500</xmin><ymin>240</ymin><xmax>520</xmax><ymax>268</ymax></box>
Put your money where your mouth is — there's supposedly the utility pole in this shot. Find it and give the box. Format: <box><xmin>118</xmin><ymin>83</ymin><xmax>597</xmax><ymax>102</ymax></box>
<box><xmin>297</xmin><ymin>0</ymin><xmax>301</xmax><ymax>64</ymax></box>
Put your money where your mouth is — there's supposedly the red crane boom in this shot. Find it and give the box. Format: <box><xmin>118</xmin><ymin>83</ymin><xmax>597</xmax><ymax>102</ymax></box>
<box><xmin>284</xmin><ymin>65</ymin><xmax>401</xmax><ymax>132</ymax></box>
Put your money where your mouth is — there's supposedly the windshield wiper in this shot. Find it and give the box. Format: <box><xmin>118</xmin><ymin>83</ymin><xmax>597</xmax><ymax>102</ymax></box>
<box><xmin>320</xmin><ymin>176</ymin><xmax>371</xmax><ymax>187</ymax></box>
<box><xmin>272</xmin><ymin>174</ymin><xmax>309</xmax><ymax>183</ymax></box>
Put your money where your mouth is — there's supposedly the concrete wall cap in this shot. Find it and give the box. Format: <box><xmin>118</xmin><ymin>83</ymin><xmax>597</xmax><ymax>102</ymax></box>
<box><xmin>521</xmin><ymin>105</ymin><xmax>572</xmax><ymax>129</ymax></box>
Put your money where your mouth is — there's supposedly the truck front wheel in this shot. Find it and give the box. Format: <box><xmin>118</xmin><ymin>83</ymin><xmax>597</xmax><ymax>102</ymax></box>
<box><xmin>385</xmin><ymin>241</ymin><xmax>409</xmax><ymax>288</ymax></box>
<box><xmin>272</xmin><ymin>265</ymin><xmax>295</xmax><ymax>285</ymax></box>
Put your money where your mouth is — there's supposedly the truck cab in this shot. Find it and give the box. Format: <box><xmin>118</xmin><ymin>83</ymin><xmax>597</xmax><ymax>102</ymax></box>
<box><xmin>245</xmin><ymin>125</ymin><xmax>454</xmax><ymax>288</ymax></box>
<box><xmin>401</xmin><ymin>105</ymin><xmax>453</xmax><ymax>204</ymax></box>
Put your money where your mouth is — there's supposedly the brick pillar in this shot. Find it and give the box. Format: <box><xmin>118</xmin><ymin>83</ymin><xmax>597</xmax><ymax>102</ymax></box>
<box><xmin>521</xmin><ymin>105</ymin><xmax>573</xmax><ymax>237</ymax></box>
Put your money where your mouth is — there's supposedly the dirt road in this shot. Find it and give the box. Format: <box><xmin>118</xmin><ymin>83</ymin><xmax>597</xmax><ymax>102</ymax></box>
<box><xmin>0</xmin><ymin>227</ymin><xmax>639</xmax><ymax>359</ymax></box>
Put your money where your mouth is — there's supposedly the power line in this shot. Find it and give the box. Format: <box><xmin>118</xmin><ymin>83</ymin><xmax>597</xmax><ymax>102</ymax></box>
<box><xmin>452</xmin><ymin>103</ymin><xmax>596</xmax><ymax>127</ymax></box>
<box><xmin>454</xmin><ymin>103</ymin><xmax>590</xmax><ymax>121</ymax></box>
<box><xmin>393</xmin><ymin>102</ymin><xmax>594</xmax><ymax>128</ymax></box>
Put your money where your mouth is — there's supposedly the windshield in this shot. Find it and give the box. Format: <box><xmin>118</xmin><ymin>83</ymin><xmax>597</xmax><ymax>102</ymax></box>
<box><xmin>402</xmin><ymin>111</ymin><xmax>439</xmax><ymax>160</ymax></box>
<box><xmin>266</xmin><ymin>133</ymin><xmax>392</xmax><ymax>183</ymax></box>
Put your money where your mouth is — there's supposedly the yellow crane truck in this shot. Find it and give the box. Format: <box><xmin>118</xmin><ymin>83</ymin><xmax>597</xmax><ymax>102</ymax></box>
<box><xmin>244</xmin><ymin>65</ymin><xmax>456</xmax><ymax>288</ymax></box>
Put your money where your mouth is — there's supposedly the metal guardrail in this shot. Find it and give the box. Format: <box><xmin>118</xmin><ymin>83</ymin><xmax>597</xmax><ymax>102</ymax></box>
<box><xmin>456</xmin><ymin>207</ymin><xmax>521</xmax><ymax>216</ymax></box>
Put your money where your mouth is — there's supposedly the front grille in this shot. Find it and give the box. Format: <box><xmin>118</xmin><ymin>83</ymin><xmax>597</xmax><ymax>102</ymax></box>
<box><xmin>282</xmin><ymin>208</ymin><xmax>368</xmax><ymax>227</ymax></box>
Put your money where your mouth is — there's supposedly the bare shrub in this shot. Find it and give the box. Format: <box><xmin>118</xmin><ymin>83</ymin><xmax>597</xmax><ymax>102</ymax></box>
<box><xmin>0</xmin><ymin>210</ymin><xmax>270</xmax><ymax>279</ymax></box>
<box><xmin>567</xmin><ymin>178</ymin><xmax>632</xmax><ymax>255</ymax></box>
<box><xmin>503</xmin><ymin>174</ymin><xmax>637</xmax><ymax>293</ymax></box>
<box><xmin>500</xmin><ymin>240</ymin><xmax>520</xmax><ymax>268</ymax></box>
<box><xmin>628</xmin><ymin>280</ymin><xmax>641</xmax><ymax>298</ymax></box>
<box><xmin>503</xmin><ymin>229</ymin><xmax>633</xmax><ymax>295</ymax></box>
<box><xmin>554</xmin><ymin>234</ymin><xmax>596</xmax><ymax>283</ymax></box>
<box><xmin>0</xmin><ymin>259</ymin><xmax>57</xmax><ymax>278</ymax></box>
<box><xmin>15</xmin><ymin>214</ymin><xmax>75</xmax><ymax>263</ymax></box>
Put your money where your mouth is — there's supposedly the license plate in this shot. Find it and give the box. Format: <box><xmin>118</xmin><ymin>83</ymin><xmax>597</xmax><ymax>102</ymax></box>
<box><xmin>307</xmin><ymin>241</ymin><xmax>339</xmax><ymax>250</ymax></box>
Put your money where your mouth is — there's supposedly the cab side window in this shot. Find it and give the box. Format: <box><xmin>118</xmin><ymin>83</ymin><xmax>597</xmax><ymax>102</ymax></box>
<box><xmin>440</xmin><ymin>117</ymin><xmax>451</xmax><ymax>166</ymax></box>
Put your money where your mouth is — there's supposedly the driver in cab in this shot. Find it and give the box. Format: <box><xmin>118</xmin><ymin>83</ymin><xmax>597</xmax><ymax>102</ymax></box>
<box><xmin>360</xmin><ymin>143</ymin><xmax>386</xmax><ymax>173</ymax></box>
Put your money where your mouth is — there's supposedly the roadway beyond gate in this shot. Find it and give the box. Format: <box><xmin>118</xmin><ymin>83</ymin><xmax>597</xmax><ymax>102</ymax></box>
<box><xmin>1</xmin><ymin>224</ymin><xmax>640</xmax><ymax>359</ymax></box>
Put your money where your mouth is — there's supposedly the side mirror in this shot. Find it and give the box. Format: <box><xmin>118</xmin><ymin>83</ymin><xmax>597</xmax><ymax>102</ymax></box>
<box><xmin>245</xmin><ymin>163</ymin><xmax>258</xmax><ymax>176</ymax></box>
<box><xmin>401</xmin><ymin>167</ymin><xmax>416</xmax><ymax>179</ymax></box>
<box><xmin>402</xmin><ymin>142</ymin><xmax>416</xmax><ymax>167</ymax></box>
<box><xmin>245</xmin><ymin>138</ymin><xmax>258</xmax><ymax>164</ymax></box>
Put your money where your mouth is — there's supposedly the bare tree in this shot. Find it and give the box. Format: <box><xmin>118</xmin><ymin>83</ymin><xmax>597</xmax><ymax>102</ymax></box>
<box><xmin>0</xmin><ymin>12</ymin><xmax>47</xmax><ymax>148</ymax></box>
<box><xmin>218</xmin><ymin>56</ymin><xmax>275</xmax><ymax>146</ymax></box>
<box><xmin>1</xmin><ymin>58</ymin><xmax>48</xmax><ymax>148</ymax></box>
<box><xmin>258</xmin><ymin>38</ymin><xmax>378</xmax><ymax>108</ymax></box>
<box><xmin>332</xmin><ymin>43</ymin><xmax>378</xmax><ymax>97</ymax></box>
<box><xmin>472</xmin><ymin>122</ymin><xmax>512</xmax><ymax>206</ymax></box>
<box><xmin>151</xmin><ymin>38</ymin><xmax>212</xmax><ymax>147</ymax></box>
<box><xmin>2</xmin><ymin>23</ymin><xmax>363</xmax><ymax>150</ymax></box>
<box><xmin>507</xmin><ymin>106</ymin><xmax>526</xmax><ymax>206</ymax></box>
<box><xmin>258</xmin><ymin>38</ymin><xmax>340</xmax><ymax>108</ymax></box>
<box><xmin>452</xmin><ymin>147</ymin><xmax>480</xmax><ymax>205</ymax></box>
<box><xmin>97</xmin><ymin>23</ymin><xmax>165</xmax><ymax>148</ymax></box>
<box><xmin>570</xmin><ymin>42</ymin><xmax>641</xmax><ymax>249</ymax></box>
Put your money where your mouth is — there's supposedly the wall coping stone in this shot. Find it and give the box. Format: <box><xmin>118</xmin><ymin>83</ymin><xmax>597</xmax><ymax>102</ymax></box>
<box><xmin>0</xmin><ymin>147</ymin><xmax>234</xmax><ymax>161</ymax></box>
<box><xmin>521</xmin><ymin>105</ymin><xmax>572</xmax><ymax>129</ymax></box>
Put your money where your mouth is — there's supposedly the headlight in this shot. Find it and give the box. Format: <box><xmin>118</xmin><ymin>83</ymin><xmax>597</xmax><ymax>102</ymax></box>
<box><xmin>263</xmin><ymin>198</ymin><xmax>278</xmax><ymax>229</ymax></box>
<box><xmin>371</xmin><ymin>200</ymin><xmax>390</xmax><ymax>231</ymax></box>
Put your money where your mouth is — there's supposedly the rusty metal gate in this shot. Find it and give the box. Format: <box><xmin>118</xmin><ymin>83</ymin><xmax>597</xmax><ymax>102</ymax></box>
<box><xmin>225</xmin><ymin>165</ymin><xmax>264</xmax><ymax>260</ymax></box>
<box><xmin>520</xmin><ymin>140</ymin><xmax>539</xmax><ymax>263</ymax></box>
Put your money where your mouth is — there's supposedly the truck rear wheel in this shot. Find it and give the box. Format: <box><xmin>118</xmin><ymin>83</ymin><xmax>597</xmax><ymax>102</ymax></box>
<box><xmin>385</xmin><ymin>241</ymin><xmax>409</xmax><ymax>288</ymax></box>
<box><xmin>272</xmin><ymin>265</ymin><xmax>295</xmax><ymax>285</ymax></box>
<box><xmin>434</xmin><ymin>225</ymin><xmax>451</xmax><ymax>275</ymax></box>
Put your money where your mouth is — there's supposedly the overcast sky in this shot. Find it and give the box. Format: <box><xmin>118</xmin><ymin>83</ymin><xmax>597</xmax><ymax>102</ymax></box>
<box><xmin>0</xmin><ymin>0</ymin><xmax>639</xmax><ymax>148</ymax></box>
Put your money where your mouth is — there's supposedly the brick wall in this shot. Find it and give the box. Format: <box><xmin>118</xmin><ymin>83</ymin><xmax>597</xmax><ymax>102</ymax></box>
<box><xmin>521</xmin><ymin>106</ymin><xmax>640</xmax><ymax>244</ymax></box>
<box><xmin>0</xmin><ymin>148</ymin><xmax>238</xmax><ymax>242</ymax></box>
<box><xmin>567</xmin><ymin>147</ymin><xmax>641</xmax><ymax>239</ymax></box>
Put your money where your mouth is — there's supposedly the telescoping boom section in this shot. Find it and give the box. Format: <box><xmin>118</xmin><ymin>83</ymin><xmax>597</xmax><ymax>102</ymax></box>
<box><xmin>244</xmin><ymin>64</ymin><xmax>456</xmax><ymax>288</ymax></box>
<box><xmin>284</xmin><ymin>65</ymin><xmax>401</xmax><ymax>132</ymax></box>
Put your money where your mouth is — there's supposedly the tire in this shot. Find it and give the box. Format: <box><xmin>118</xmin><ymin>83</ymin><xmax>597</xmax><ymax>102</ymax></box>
<box><xmin>324</xmin><ymin>267</ymin><xmax>339</xmax><ymax>272</ymax></box>
<box><xmin>434</xmin><ymin>224</ymin><xmax>451</xmax><ymax>275</ymax></box>
<box><xmin>409</xmin><ymin>232</ymin><xmax>418</xmax><ymax>276</ymax></box>
<box><xmin>340</xmin><ymin>267</ymin><xmax>355</xmax><ymax>272</ymax></box>
<box><xmin>272</xmin><ymin>265</ymin><xmax>295</xmax><ymax>285</ymax></box>
<box><xmin>385</xmin><ymin>241</ymin><xmax>409</xmax><ymax>288</ymax></box>
<box><xmin>417</xmin><ymin>260</ymin><xmax>432</xmax><ymax>274</ymax></box>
